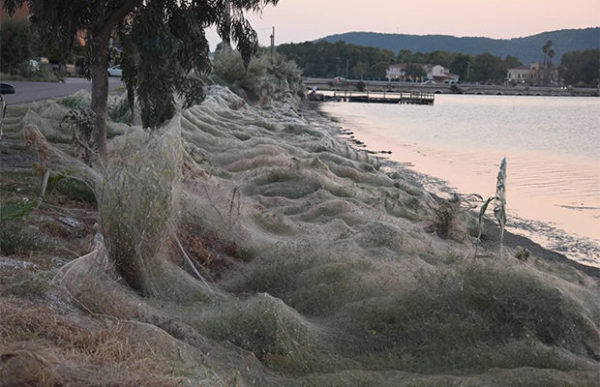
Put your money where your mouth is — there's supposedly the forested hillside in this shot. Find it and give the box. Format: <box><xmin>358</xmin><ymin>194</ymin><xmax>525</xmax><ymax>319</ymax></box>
<box><xmin>319</xmin><ymin>27</ymin><xmax>599</xmax><ymax>65</ymax></box>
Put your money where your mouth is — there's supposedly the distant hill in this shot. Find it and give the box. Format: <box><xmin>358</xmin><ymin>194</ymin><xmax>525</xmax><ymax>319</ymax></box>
<box><xmin>319</xmin><ymin>28</ymin><xmax>600</xmax><ymax>65</ymax></box>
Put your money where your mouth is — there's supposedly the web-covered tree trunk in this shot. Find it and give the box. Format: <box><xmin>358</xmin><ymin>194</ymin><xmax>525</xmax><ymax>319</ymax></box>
<box><xmin>88</xmin><ymin>0</ymin><xmax>139</xmax><ymax>157</ymax></box>
<box><xmin>89</xmin><ymin>31</ymin><xmax>110</xmax><ymax>157</ymax></box>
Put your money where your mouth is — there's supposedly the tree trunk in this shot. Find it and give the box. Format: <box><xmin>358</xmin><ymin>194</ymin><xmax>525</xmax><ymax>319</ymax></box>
<box><xmin>90</xmin><ymin>33</ymin><xmax>110</xmax><ymax>157</ymax></box>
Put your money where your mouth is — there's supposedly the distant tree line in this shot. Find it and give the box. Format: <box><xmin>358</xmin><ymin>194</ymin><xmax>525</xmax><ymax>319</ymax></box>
<box><xmin>277</xmin><ymin>41</ymin><xmax>522</xmax><ymax>84</ymax></box>
<box><xmin>558</xmin><ymin>49</ymin><xmax>599</xmax><ymax>88</ymax></box>
<box><xmin>277</xmin><ymin>41</ymin><xmax>395</xmax><ymax>80</ymax></box>
<box><xmin>2</xmin><ymin>20</ymin><xmax>597</xmax><ymax>88</ymax></box>
<box><xmin>277</xmin><ymin>40</ymin><xmax>599</xmax><ymax>87</ymax></box>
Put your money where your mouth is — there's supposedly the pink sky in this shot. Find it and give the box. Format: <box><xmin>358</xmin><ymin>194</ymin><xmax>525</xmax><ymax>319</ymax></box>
<box><xmin>207</xmin><ymin>0</ymin><xmax>599</xmax><ymax>49</ymax></box>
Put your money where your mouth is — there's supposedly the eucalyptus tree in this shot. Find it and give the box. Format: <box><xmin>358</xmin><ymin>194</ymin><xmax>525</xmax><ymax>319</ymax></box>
<box><xmin>3</xmin><ymin>0</ymin><xmax>278</xmax><ymax>156</ymax></box>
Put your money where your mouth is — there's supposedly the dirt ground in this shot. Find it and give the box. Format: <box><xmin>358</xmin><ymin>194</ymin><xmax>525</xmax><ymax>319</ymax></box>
<box><xmin>0</xmin><ymin>119</ymin><xmax>198</xmax><ymax>385</ymax></box>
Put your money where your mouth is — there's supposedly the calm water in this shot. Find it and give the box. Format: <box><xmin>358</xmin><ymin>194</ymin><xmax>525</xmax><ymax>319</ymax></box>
<box><xmin>321</xmin><ymin>95</ymin><xmax>600</xmax><ymax>267</ymax></box>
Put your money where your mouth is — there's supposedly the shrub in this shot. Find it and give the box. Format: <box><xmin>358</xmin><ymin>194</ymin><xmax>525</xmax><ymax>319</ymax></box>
<box><xmin>198</xmin><ymin>294</ymin><xmax>325</xmax><ymax>375</ymax></box>
<box><xmin>212</xmin><ymin>50</ymin><xmax>304</xmax><ymax>104</ymax></box>
<box><xmin>0</xmin><ymin>200</ymin><xmax>36</xmax><ymax>220</ymax></box>
<box><xmin>515</xmin><ymin>246</ymin><xmax>531</xmax><ymax>261</ymax></box>
<box><xmin>212</xmin><ymin>50</ymin><xmax>246</xmax><ymax>84</ymax></box>
<box><xmin>54</xmin><ymin>177</ymin><xmax>96</xmax><ymax>205</ymax></box>
<box><xmin>58</xmin><ymin>93</ymin><xmax>91</xmax><ymax>110</ymax></box>
<box><xmin>430</xmin><ymin>194</ymin><xmax>463</xmax><ymax>239</ymax></box>
<box><xmin>97</xmin><ymin>119</ymin><xmax>210</xmax><ymax>302</ymax></box>
<box><xmin>0</xmin><ymin>221</ymin><xmax>47</xmax><ymax>255</ymax></box>
<box><xmin>340</xmin><ymin>263</ymin><xmax>599</xmax><ymax>372</ymax></box>
<box><xmin>5</xmin><ymin>271</ymin><xmax>53</xmax><ymax>298</ymax></box>
<box><xmin>60</xmin><ymin>109</ymin><xmax>97</xmax><ymax>165</ymax></box>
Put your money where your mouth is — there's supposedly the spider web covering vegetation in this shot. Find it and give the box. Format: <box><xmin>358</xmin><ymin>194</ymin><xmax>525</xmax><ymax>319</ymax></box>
<box><xmin>2</xmin><ymin>53</ymin><xmax>599</xmax><ymax>385</ymax></box>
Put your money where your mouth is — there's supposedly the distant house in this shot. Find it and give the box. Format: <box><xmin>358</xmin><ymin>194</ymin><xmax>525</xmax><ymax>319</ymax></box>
<box><xmin>386</xmin><ymin>63</ymin><xmax>459</xmax><ymax>83</ymax></box>
<box><xmin>424</xmin><ymin>64</ymin><xmax>444</xmax><ymax>80</ymax></box>
<box><xmin>424</xmin><ymin>64</ymin><xmax>459</xmax><ymax>83</ymax></box>
<box><xmin>507</xmin><ymin>63</ymin><xmax>557</xmax><ymax>85</ymax></box>
<box><xmin>445</xmin><ymin>73</ymin><xmax>460</xmax><ymax>83</ymax></box>
<box><xmin>507</xmin><ymin>65</ymin><xmax>535</xmax><ymax>83</ymax></box>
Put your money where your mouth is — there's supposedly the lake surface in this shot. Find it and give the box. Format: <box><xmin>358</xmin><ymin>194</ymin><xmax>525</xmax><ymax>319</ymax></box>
<box><xmin>321</xmin><ymin>95</ymin><xmax>600</xmax><ymax>267</ymax></box>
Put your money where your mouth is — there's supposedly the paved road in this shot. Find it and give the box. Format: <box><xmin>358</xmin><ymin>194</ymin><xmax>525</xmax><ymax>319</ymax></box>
<box><xmin>2</xmin><ymin>77</ymin><xmax>123</xmax><ymax>105</ymax></box>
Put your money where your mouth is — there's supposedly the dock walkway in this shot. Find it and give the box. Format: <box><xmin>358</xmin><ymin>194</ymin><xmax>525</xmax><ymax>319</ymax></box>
<box><xmin>310</xmin><ymin>90</ymin><xmax>434</xmax><ymax>105</ymax></box>
<box><xmin>335</xmin><ymin>90</ymin><xmax>434</xmax><ymax>105</ymax></box>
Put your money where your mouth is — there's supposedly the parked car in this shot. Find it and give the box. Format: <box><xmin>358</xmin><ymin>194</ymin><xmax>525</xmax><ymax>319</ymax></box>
<box><xmin>333</xmin><ymin>76</ymin><xmax>347</xmax><ymax>84</ymax></box>
<box><xmin>108</xmin><ymin>65</ymin><xmax>122</xmax><ymax>77</ymax></box>
<box><xmin>1</xmin><ymin>83</ymin><xmax>15</xmax><ymax>95</ymax></box>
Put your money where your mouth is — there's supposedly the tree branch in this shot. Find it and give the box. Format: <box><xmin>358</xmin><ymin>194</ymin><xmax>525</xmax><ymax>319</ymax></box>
<box><xmin>100</xmin><ymin>0</ymin><xmax>140</xmax><ymax>36</ymax></box>
<box><xmin>2</xmin><ymin>0</ymin><xmax>26</xmax><ymax>15</ymax></box>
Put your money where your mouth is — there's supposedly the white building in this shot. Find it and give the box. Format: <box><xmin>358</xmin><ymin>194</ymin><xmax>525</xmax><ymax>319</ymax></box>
<box><xmin>507</xmin><ymin>63</ymin><xmax>558</xmax><ymax>85</ymax></box>
<box><xmin>507</xmin><ymin>65</ymin><xmax>535</xmax><ymax>83</ymax></box>
<box><xmin>386</xmin><ymin>63</ymin><xmax>407</xmax><ymax>81</ymax></box>
<box><xmin>386</xmin><ymin>63</ymin><xmax>459</xmax><ymax>83</ymax></box>
<box><xmin>424</xmin><ymin>64</ymin><xmax>459</xmax><ymax>83</ymax></box>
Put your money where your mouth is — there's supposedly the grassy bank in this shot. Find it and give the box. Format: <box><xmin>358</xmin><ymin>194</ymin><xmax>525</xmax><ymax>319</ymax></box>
<box><xmin>0</xmin><ymin>57</ymin><xmax>598</xmax><ymax>385</ymax></box>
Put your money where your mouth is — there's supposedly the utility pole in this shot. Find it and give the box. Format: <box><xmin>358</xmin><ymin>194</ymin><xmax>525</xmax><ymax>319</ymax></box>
<box><xmin>270</xmin><ymin>26</ymin><xmax>275</xmax><ymax>56</ymax></box>
<box><xmin>345</xmin><ymin>59</ymin><xmax>349</xmax><ymax>78</ymax></box>
<box><xmin>466</xmin><ymin>61</ymin><xmax>470</xmax><ymax>82</ymax></box>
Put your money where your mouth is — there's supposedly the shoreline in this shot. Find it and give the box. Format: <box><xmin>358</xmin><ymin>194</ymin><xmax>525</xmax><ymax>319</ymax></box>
<box><xmin>307</xmin><ymin>100</ymin><xmax>600</xmax><ymax>278</ymax></box>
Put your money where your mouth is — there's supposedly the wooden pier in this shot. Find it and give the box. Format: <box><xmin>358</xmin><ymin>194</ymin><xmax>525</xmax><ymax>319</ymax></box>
<box><xmin>310</xmin><ymin>90</ymin><xmax>434</xmax><ymax>105</ymax></box>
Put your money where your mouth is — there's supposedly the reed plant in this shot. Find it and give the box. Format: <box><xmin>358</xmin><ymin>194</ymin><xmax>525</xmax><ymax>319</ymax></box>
<box><xmin>476</xmin><ymin>158</ymin><xmax>507</xmax><ymax>258</ymax></box>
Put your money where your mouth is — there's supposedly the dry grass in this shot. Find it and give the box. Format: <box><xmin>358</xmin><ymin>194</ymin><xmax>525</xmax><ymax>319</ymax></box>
<box><xmin>0</xmin><ymin>341</ymin><xmax>61</xmax><ymax>387</ymax></box>
<box><xmin>0</xmin><ymin>297</ymin><xmax>185</xmax><ymax>386</ymax></box>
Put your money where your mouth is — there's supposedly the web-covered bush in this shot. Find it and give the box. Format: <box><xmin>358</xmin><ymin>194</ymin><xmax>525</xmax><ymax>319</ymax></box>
<box><xmin>212</xmin><ymin>49</ymin><xmax>305</xmax><ymax>105</ymax></box>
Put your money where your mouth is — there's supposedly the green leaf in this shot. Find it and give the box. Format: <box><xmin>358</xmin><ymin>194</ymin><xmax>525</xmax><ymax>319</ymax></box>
<box><xmin>477</xmin><ymin>197</ymin><xmax>495</xmax><ymax>240</ymax></box>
